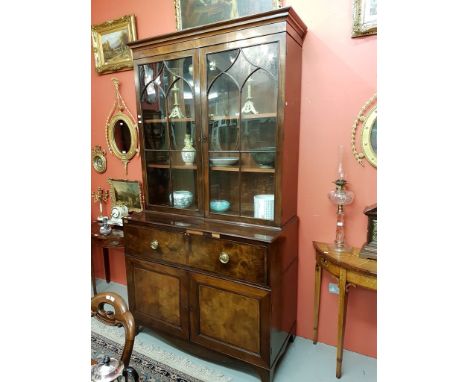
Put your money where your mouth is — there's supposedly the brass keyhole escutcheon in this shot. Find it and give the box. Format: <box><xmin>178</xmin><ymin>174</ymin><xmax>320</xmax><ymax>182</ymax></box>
<box><xmin>219</xmin><ymin>252</ymin><xmax>230</xmax><ymax>264</ymax></box>
<box><xmin>150</xmin><ymin>240</ymin><xmax>159</xmax><ymax>250</ymax></box>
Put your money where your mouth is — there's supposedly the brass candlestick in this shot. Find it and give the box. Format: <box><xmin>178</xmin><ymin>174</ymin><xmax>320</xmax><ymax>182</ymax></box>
<box><xmin>92</xmin><ymin>187</ymin><xmax>109</xmax><ymax>222</ymax></box>
<box><xmin>169</xmin><ymin>83</ymin><xmax>185</xmax><ymax>119</ymax></box>
<box><xmin>241</xmin><ymin>78</ymin><xmax>259</xmax><ymax>115</ymax></box>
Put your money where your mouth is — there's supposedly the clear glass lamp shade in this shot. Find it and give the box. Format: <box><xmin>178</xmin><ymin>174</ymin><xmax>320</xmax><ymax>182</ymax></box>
<box><xmin>328</xmin><ymin>189</ymin><xmax>354</xmax><ymax>205</ymax></box>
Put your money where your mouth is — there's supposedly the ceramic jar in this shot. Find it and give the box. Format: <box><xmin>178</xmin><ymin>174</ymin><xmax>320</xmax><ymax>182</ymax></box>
<box><xmin>99</xmin><ymin>216</ymin><xmax>112</xmax><ymax>236</ymax></box>
<box><xmin>254</xmin><ymin>194</ymin><xmax>275</xmax><ymax>220</ymax></box>
<box><xmin>181</xmin><ymin>134</ymin><xmax>196</xmax><ymax>165</ymax></box>
<box><xmin>169</xmin><ymin>190</ymin><xmax>193</xmax><ymax>208</ymax></box>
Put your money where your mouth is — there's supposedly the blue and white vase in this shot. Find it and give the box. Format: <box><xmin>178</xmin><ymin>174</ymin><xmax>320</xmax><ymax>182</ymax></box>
<box><xmin>181</xmin><ymin>134</ymin><xmax>196</xmax><ymax>165</ymax></box>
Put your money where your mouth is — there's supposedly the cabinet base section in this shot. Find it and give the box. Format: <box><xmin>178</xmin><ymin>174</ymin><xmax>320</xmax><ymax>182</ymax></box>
<box><xmin>136</xmin><ymin>323</ymin><xmax>296</xmax><ymax>382</ymax></box>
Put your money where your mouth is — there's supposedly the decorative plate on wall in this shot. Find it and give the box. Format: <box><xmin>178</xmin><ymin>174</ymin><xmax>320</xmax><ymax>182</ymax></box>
<box><xmin>92</xmin><ymin>145</ymin><xmax>107</xmax><ymax>173</ymax></box>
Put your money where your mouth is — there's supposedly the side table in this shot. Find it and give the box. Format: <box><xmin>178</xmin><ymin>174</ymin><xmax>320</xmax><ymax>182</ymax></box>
<box><xmin>91</xmin><ymin>221</ymin><xmax>124</xmax><ymax>295</ymax></box>
<box><xmin>312</xmin><ymin>241</ymin><xmax>377</xmax><ymax>378</ymax></box>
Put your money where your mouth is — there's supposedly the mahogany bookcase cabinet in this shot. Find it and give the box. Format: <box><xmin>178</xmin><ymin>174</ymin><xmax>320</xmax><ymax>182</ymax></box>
<box><xmin>124</xmin><ymin>7</ymin><xmax>307</xmax><ymax>381</ymax></box>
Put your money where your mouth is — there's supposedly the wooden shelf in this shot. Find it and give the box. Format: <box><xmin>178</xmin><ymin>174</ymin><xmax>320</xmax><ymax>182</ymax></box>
<box><xmin>144</xmin><ymin>118</ymin><xmax>194</xmax><ymax>123</ymax></box>
<box><xmin>147</xmin><ymin>163</ymin><xmax>197</xmax><ymax>170</ymax></box>
<box><xmin>209</xmin><ymin>113</ymin><xmax>277</xmax><ymax>121</ymax></box>
<box><xmin>210</xmin><ymin>166</ymin><xmax>274</xmax><ymax>173</ymax></box>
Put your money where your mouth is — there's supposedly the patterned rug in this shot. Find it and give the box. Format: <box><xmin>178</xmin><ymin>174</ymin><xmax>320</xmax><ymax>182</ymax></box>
<box><xmin>91</xmin><ymin>318</ymin><xmax>231</xmax><ymax>382</ymax></box>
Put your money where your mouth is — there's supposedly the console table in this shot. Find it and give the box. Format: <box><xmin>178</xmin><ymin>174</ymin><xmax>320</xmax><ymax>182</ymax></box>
<box><xmin>312</xmin><ymin>241</ymin><xmax>377</xmax><ymax>378</ymax></box>
<box><xmin>91</xmin><ymin>221</ymin><xmax>124</xmax><ymax>295</ymax></box>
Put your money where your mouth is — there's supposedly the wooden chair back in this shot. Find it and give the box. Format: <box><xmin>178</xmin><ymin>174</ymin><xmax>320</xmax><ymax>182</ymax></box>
<box><xmin>91</xmin><ymin>292</ymin><xmax>136</xmax><ymax>368</ymax></box>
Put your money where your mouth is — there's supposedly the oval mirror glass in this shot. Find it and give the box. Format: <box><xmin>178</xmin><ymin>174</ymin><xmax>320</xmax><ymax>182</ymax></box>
<box><xmin>114</xmin><ymin>119</ymin><xmax>132</xmax><ymax>154</ymax></box>
<box><xmin>370</xmin><ymin>118</ymin><xmax>377</xmax><ymax>154</ymax></box>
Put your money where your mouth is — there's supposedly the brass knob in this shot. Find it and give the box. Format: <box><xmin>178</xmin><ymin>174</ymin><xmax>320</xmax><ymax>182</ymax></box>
<box><xmin>150</xmin><ymin>240</ymin><xmax>159</xmax><ymax>250</ymax></box>
<box><xmin>219</xmin><ymin>252</ymin><xmax>230</xmax><ymax>264</ymax></box>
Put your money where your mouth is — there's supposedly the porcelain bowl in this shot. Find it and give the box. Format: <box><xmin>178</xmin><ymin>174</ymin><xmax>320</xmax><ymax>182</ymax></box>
<box><xmin>210</xmin><ymin>199</ymin><xmax>230</xmax><ymax>213</ymax></box>
<box><xmin>252</xmin><ymin>148</ymin><xmax>276</xmax><ymax>168</ymax></box>
<box><xmin>169</xmin><ymin>190</ymin><xmax>193</xmax><ymax>208</ymax></box>
<box><xmin>209</xmin><ymin>157</ymin><xmax>239</xmax><ymax>166</ymax></box>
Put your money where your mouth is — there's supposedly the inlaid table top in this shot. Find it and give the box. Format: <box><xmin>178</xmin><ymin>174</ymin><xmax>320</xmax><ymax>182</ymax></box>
<box><xmin>313</xmin><ymin>241</ymin><xmax>377</xmax><ymax>277</ymax></box>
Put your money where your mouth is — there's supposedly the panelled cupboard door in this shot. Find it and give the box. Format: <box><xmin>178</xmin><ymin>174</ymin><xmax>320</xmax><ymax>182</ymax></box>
<box><xmin>189</xmin><ymin>273</ymin><xmax>270</xmax><ymax>367</ymax></box>
<box><xmin>126</xmin><ymin>257</ymin><xmax>190</xmax><ymax>340</ymax></box>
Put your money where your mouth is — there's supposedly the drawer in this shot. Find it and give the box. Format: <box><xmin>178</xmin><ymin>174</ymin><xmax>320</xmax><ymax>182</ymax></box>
<box><xmin>124</xmin><ymin>225</ymin><xmax>187</xmax><ymax>265</ymax></box>
<box><xmin>347</xmin><ymin>270</ymin><xmax>377</xmax><ymax>290</ymax></box>
<box><xmin>189</xmin><ymin>235</ymin><xmax>267</xmax><ymax>285</ymax></box>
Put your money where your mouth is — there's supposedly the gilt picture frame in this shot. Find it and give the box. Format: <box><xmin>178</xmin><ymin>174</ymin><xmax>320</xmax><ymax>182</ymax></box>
<box><xmin>174</xmin><ymin>0</ymin><xmax>282</xmax><ymax>30</ymax></box>
<box><xmin>352</xmin><ymin>0</ymin><xmax>377</xmax><ymax>38</ymax></box>
<box><xmin>91</xmin><ymin>15</ymin><xmax>137</xmax><ymax>74</ymax></box>
<box><xmin>107</xmin><ymin>178</ymin><xmax>143</xmax><ymax>213</ymax></box>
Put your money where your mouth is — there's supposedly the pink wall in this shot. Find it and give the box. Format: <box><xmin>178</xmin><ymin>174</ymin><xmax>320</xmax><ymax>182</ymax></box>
<box><xmin>91</xmin><ymin>0</ymin><xmax>376</xmax><ymax>357</ymax></box>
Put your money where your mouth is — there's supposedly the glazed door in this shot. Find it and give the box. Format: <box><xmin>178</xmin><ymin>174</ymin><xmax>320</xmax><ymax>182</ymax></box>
<box><xmin>135</xmin><ymin>50</ymin><xmax>203</xmax><ymax>215</ymax></box>
<box><xmin>126</xmin><ymin>256</ymin><xmax>190</xmax><ymax>340</ymax></box>
<box><xmin>189</xmin><ymin>273</ymin><xmax>270</xmax><ymax>367</ymax></box>
<box><xmin>200</xmin><ymin>35</ymin><xmax>284</xmax><ymax>225</ymax></box>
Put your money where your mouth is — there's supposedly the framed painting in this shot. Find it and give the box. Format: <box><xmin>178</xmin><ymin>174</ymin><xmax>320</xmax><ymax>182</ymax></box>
<box><xmin>174</xmin><ymin>0</ymin><xmax>282</xmax><ymax>30</ymax></box>
<box><xmin>107</xmin><ymin>178</ymin><xmax>143</xmax><ymax>212</ymax></box>
<box><xmin>352</xmin><ymin>0</ymin><xmax>377</xmax><ymax>37</ymax></box>
<box><xmin>91</xmin><ymin>15</ymin><xmax>137</xmax><ymax>74</ymax></box>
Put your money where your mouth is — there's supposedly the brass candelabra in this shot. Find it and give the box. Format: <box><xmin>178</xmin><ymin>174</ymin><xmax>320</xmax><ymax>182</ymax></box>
<box><xmin>92</xmin><ymin>187</ymin><xmax>109</xmax><ymax>222</ymax></box>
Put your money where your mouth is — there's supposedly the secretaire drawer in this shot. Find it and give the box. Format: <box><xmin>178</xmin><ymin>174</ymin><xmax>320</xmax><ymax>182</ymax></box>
<box><xmin>189</xmin><ymin>236</ymin><xmax>267</xmax><ymax>285</ymax></box>
<box><xmin>124</xmin><ymin>225</ymin><xmax>187</xmax><ymax>265</ymax></box>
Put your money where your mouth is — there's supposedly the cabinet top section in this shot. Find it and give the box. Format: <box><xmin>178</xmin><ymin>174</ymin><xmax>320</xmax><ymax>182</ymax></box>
<box><xmin>124</xmin><ymin>211</ymin><xmax>295</xmax><ymax>244</ymax></box>
<box><xmin>128</xmin><ymin>6</ymin><xmax>307</xmax><ymax>54</ymax></box>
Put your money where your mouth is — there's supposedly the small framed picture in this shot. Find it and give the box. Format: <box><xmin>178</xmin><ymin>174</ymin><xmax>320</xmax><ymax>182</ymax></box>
<box><xmin>107</xmin><ymin>178</ymin><xmax>143</xmax><ymax>212</ymax></box>
<box><xmin>91</xmin><ymin>15</ymin><xmax>137</xmax><ymax>74</ymax></box>
<box><xmin>352</xmin><ymin>0</ymin><xmax>377</xmax><ymax>38</ymax></box>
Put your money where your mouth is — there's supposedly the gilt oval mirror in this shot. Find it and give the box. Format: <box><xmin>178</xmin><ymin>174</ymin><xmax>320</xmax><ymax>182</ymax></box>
<box><xmin>106</xmin><ymin>113</ymin><xmax>138</xmax><ymax>172</ymax></box>
<box><xmin>352</xmin><ymin>94</ymin><xmax>377</xmax><ymax>168</ymax></box>
<box><xmin>361</xmin><ymin>106</ymin><xmax>377</xmax><ymax>167</ymax></box>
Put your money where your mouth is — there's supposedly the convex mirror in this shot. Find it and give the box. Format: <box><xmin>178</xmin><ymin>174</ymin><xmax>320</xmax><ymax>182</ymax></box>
<box><xmin>352</xmin><ymin>94</ymin><xmax>377</xmax><ymax>168</ymax></box>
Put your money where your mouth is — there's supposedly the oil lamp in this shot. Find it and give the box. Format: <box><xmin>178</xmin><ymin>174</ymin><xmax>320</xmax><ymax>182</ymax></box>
<box><xmin>328</xmin><ymin>145</ymin><xmax>354</xmax><ymax>252</ymax></box>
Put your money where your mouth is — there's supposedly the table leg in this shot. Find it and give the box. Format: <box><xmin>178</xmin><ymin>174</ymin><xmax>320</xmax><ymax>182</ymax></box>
<box><xmin>336</xmin><ymin>268</ymin><xmax>348</xmax><ymax>378</ymax></box>
<box><xmin>91</xmin><ymin>248</ymin><xmax>97</xmax><ymax>296</ymax></box>
<box><xmin>313</xmin><ymin>262</ymin><xmax>322</xmax><ymax>344</ymax></box>
<box><xmin>103</xmin><ymin>247</ymin><xmax>111</xmax><ymax>283</ymax></box>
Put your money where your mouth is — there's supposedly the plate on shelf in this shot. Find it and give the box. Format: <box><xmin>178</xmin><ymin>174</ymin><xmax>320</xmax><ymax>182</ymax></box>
<box><xmin>209</xmin><ymin>157</ymin><xmax>239</xmax><ymax>166</ymax></box>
